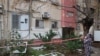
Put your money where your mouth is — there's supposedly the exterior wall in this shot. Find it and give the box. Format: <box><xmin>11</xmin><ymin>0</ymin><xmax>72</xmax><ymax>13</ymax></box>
<box><xmin>94</xmin><ymin>0</ymin><xmax>100</xmax><ymax>30</ymax></box>
<box><xmin>0</xmin><ymin>0</ymin><xmax>62</xmax><ymax>40</ymax></box>
<box><xmin>61</xmin><ymin>0</ymin><xmax>76</xmax><ymax>28</ymax></box>
<box><xmin>0</xmin><ymin>0</ymin><xmax>11</xmax><ymax>40</ymax></box>
<box><xmin>30</xmin><ymin>1</ymin><xmax>62</xmax><ymax>39</ymax></box>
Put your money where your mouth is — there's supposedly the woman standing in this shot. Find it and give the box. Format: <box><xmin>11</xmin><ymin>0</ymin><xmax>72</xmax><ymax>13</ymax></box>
<box><xmin>84</xmin><ymin>34</ymin><xmax>92</xmax><ymax>56</ymax></box>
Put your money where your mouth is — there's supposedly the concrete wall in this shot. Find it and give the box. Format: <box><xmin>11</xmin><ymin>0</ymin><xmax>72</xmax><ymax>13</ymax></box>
<box><xmin>0</xmin><ymin>0</ymin><xmax>62</xmax><ymax>40</ymax></box>
<box><xmin>61</xmin><ymin>0</ymin><xmax>76</xmax><ymax>28</ymax></box>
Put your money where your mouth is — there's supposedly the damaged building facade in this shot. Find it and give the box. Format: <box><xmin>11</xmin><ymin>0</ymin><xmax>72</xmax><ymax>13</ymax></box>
<box><xmin>0</xmin><ymin>0</ymin><xmax>62</xmax><ymax>41</ymax></box>
<box><xmin>0</xmin><ymin>0</ymin><xmax>77</xmax><ymax>41</ymax></box>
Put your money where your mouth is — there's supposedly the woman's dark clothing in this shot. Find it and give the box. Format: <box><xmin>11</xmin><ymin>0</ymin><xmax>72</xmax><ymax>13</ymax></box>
<box><xmin>84</xmin><ymin>34</ymin><xmax>92</xmax><ymax>56</ymax></box>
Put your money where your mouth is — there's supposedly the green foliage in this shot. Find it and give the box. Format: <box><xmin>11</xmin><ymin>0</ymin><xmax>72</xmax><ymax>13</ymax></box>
<box><xmin>34</xmin><ymin>29</ymin><xmax>57</xmax><ymax>42</ymax></box>
<box><xmin>17</xmin><ymin>46</ymin><xmax>26</xmax><ymax>52</ymax></box>
<box><xmin>66</xmin><ymin>40</ymin><xmax>82</xmax><ymax>53</ymax></box>
<box><xmin>43</xmin><ymin>44</ymin><xmax>55</xmax><ymax>50</ymax></box>
<box><xmin>9</xmin><ymin>31</ymin><xmax>26</xmax><ymax>53</ymax></box>
<box><xmin>28</xmin><ymin>39</ymin><xmax>34</xmax><ymax>44</ymax></box>
<box><xmin>65</xmin><ymin>32</ymin><xmax>82</xmax><ymax>53</ymax></box>
<box><xmin>25</xmin><ymin>47</ymin><xmax>47</xmax><ymax>56</ymax></box>
<box><xmin>63</xmin><ymin>32</ymin><xmax>77</xmax><ymax>40</ymax></box>
<box><xmin>34</xmin><ymin>30</ymin><xmax>57</xmax><ymax>50</ymax></box>
<box><xmin>46</xmin><ymin>30</ymin><xmax>57</xmax><ymax>41</ymax></box>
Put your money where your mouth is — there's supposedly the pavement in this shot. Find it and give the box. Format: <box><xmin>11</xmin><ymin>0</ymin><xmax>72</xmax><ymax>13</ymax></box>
<box><xmin>91</xmin><ymin>47</ymin><xmax>100</xmax><ymax>56</ymax></box>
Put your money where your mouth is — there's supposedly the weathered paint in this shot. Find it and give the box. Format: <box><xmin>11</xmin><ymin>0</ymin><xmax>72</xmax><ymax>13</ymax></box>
<box><xmin>61</xmin><ymin>0</ymin><xmax>76</xmax><ymax>28</ymax></box>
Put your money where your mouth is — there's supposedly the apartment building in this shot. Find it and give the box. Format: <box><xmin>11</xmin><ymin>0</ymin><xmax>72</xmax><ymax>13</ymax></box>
<box><xmin>0</xmin><ymin>0</ymin><xmax>62</xmax><ymax>40</ymax></box>
<box><xmin>0</xmin><ymin>0</ymin><xmax>78</xmax><ymax>42</ymax></box>
<box><xmin>93</xmin><ymin>0</ymin><xmax>100</xmax><ymax>41</ymax></box>
<box><xmin>61</xmin><ymin>0</ymin><xmax>77</xmax><ymax>38</ymax></box>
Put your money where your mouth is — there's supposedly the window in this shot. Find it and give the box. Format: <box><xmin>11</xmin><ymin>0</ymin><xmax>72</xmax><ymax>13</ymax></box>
<box><xmin>35</xmin><ymin>20</ymin><xmax>44</xmax><ymax>28</ymax></box>
<box><xmin>0</xmin><ymin>5</ymin><xmax>3</xmax><ymax>14</ymax></box>
<box><xmin>12</xmin><ymin>14</ymin><xmax>19</xmax><ymax>29</ymax></box>
<box><xmin>0</xmin><ymin>21</ymin><xmax>2</xmax><ymax>31</ymax></box>
<box><xmin>66</xmin><ymin>11</ymin><xmax>74</xmax><ymax>17</ymax></box>
<box><xmin>51</xmin><ymin>21</ymin><xmax>58</xmax><ymax>28</ymax></box>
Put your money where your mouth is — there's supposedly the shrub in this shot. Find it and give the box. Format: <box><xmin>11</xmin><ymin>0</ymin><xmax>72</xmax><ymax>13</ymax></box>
<box><xmin>34</xmin><ymin>29</ymin><xmax>57</xmax><ymax>42</ymax></box>
<box><xmin>65</xmin><ymin>32</ymin><xmax>82</xmax><ymax>53</ymax></box>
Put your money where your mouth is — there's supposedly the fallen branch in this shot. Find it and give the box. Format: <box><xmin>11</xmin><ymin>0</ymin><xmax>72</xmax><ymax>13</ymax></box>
<box><xmin>0</xmin><ymin>38</ymin><xmax>80</xmax><ymax>49</ymax></box>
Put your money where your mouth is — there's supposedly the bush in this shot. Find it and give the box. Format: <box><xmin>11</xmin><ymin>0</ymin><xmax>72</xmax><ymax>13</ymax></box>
<box><xmin>24</xmin><ymin>47</ymin><xmax>51</xmax><ymax>56</ymax></box>
<box><xmin>66</xmin><ymin>39</ymin><xmax>82</xmax><ymax>53</ymax></box>
<box><xmin>62</xmin><ymin>31</ymin><xmax>77</xmax><ymax>40</ymax></box>
<box><xmin>65</xmin><ymin>32</ymin><xmax>82</xmax><ymax>53</ymax></box>
<box><xmin>34</xmin><ymin>30</ymin><xmax>57</xmax><ymax>50</ymax></box>
<box><xmin>62</xmin><ymin>32</ymin><xmax>82</xmax><ymax>53</ymax></box>
<box><xmin>34</xmin><ymin>29</ymin><xmax>57</xmax><ymax>42</ymax></box>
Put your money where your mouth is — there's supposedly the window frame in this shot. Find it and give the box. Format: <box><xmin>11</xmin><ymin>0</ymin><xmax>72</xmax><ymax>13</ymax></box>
<box><xmin>51</xmin><ymin>21</ymin><xmax>58</xmax><ymax>29</ymax></box>
<box><xmin>35</xmin><ymin>19</ymin><xmax>44</xmax><ymax>28</ymax></box>
<box><xmin>12</xmin><ymin>14</ymin><xmax>20</xmax><ymax>30</ymax></box>
<box><xmin>66</xmin><ymin>11</ymin><xmax>74</xmax><ymax>17</ymax></box>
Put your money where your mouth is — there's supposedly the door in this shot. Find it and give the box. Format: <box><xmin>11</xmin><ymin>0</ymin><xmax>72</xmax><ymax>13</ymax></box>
<box><xmin>19</xmin><ymin>15</ymin><xmax>29</xmax><ymax>30</ymax></box>
<box><xmin>62</xmin><ymin>27</ymin><xmax>74</xmax><ymax>39</ymax></box>
<box><xmin>18</xmin><ymin>15</ymin><xmax>29</xmax><ymax>39</ymax></box>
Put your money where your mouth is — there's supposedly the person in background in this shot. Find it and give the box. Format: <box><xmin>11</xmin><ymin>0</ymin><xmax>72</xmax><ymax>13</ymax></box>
<box><xmin>84</xmin><ymin>33</ymin><xmax>92</xmax><ymax>56</ymax></box>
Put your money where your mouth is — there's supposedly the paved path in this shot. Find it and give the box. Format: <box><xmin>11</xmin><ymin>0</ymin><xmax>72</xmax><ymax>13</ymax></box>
<box><xmin>91</xmin><ymin>47</ymin><xmax>100</xmax><ymax>56</ymax></box>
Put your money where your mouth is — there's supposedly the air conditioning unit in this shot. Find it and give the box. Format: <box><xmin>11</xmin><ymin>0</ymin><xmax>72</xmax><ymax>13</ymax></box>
<box><xmin>0</xmin><ymin>5</ymin><xmax>3</xmax><ymax>14</ymax></box>
<box><xmin>50</xmin><ymin>0</ymin><xmax>60</xmax><ymax>6</ymax></box>
<box><xmin>42</xmin><ymin>12</ymin><xmax>50</xmax><ymax>20</ymax></box>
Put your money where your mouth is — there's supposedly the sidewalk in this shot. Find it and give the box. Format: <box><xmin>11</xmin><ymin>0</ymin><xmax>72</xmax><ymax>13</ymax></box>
<box><xmin>91</xmin><ymin>47</ymin><xmax>100</xmax><ymax>56</ymax></box>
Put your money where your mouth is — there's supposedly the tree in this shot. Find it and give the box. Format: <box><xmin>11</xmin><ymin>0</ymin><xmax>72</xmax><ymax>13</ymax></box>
<box><xmin>74</xmin><ymin>0</ymin><xmax>95</xmax><ymax>35</ymax></box>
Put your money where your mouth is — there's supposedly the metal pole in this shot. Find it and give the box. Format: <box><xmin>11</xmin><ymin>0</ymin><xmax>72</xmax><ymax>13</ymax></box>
<box><xmin>29</xmin><ymin>0</ymin><xmax>32</xmax><ymax>39</ymax></box>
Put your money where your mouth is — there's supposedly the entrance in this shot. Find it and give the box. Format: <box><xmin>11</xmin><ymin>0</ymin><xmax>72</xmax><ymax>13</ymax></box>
<box><xmin>62</xmin><ymin>27</ymin><xmax>74</xmax><ymax>39</ymax></box>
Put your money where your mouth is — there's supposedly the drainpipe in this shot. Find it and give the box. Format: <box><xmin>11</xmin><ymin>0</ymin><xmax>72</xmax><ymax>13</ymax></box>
<box><xmin>29</xmin><ymin>0</ymin><xmax>32</xmax><ymax>39</ymax></box>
